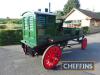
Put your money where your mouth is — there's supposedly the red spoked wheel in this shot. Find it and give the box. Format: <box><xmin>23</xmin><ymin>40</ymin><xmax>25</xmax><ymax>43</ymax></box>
<box><xmin>42</xmin><ymin>45</ymin><xmax>62</xmax><ymax>69</ymax></box>
<box><xmin>81</xmin><ymin>38</ymin><xmax>87</xmax><ymax>49</ymax></box>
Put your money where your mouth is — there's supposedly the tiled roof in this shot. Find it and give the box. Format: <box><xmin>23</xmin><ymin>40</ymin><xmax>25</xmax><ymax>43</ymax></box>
<box><xmin>59</xmin><ymin>8</ymin><xmax>100</xmax><ymax>20</ymax></box>
<box><xmin>78</xmin><ymin>9</ymin><xmax>100</xmax><ymax>20</ymax></box>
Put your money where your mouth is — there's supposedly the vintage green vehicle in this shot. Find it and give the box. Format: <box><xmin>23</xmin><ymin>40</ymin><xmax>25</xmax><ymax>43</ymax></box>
<box><xmin>21</xmin><ymin>11</ymin><xmax>87</xmax><ymax>69</ymax></box>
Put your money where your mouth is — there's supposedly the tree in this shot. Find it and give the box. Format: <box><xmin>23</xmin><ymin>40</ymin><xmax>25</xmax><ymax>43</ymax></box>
<box><xmin>63</xmin><ymin>0</ymin><xmax>80</xmax><ymax>15</ymax></box>
<box><xmin>55</xmin><ymin>10</ymin><xmax>64</xmax><ymax>18</ymax></box>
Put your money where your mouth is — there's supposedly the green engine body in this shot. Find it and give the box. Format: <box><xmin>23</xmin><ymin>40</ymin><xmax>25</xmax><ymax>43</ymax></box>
<box><xmin>21</xmin><ymin>11</ymin><xmax>82</xmax><ymax>49</ymax></box>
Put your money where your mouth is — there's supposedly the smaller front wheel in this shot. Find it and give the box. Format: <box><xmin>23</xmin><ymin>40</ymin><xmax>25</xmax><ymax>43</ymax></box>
<box><xmin>81</xmin><ymin>38</ymin><xmax>87</xmax><ymax>49</ymax></box>
<box><xmin>42</xmin><ymin>45</ymin><xmax>62</xmax><ymax>69</ymax></box>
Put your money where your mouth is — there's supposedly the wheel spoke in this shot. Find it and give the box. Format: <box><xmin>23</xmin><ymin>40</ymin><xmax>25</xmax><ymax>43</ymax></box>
<box><xmin>42</xmin><ymin>45</ymin><xmax>62</xmax><ymax>69</ymax></box>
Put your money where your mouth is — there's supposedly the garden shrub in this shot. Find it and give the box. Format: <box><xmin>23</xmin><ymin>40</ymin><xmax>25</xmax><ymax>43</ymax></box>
<box><xmin>82</xmin><ymin>26</ymin><xmax>90</xmax><ymax>35</ymax></box>
<box><xmin>0</xmin><ymin>29</ymin><xmax>22</xmax><ymax>45</ymax></box>
<box><xmin>0</xmin><ymin>25</ymin><xmax>6</xmax><ymax>29</ymax></box>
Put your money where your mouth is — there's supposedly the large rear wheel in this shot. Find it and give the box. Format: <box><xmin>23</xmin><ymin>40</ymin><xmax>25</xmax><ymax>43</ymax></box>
<box><xmin>42</xmin><ymin>45</ymin><xmax>62</xmax><ymax>69</ymax></box>
<box><xmin>23</xmin><ymin>45</ymin><xmax>28</xmax><ymax>54</ymax></box>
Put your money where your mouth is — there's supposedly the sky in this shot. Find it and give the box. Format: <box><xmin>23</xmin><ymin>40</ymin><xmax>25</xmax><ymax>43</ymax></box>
<box><xmin>0</xmin><ymin>0</ymin><xmax>100</xmax><ymax>18</ymax></box>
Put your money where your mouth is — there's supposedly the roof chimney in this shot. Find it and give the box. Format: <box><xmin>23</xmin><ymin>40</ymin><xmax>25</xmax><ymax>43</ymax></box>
<box><xmin>49</xmin><ymin>2</ymin><xmax>51</xmax><ymax>13</ymax></box>
<box><xmin>38</xmin><ymin>9</ymin><xmax>41</xmax><ymax>12</ymax></box>
<box><xmin>45</xmin><ymin>8</ymin><xmax>48</xmax><ymax>12</ymax></box>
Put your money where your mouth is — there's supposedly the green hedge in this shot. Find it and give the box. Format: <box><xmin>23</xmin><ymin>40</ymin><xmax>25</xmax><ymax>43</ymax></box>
<box><xmin>82</xmin><ymin>26</ymin><xmax>90</xmax><ymax>35</ymax></box>
<box><xmin>0</xmin><ymin>25</ymin><xmax>6</xmax><ymax>29</ymax></box>
<box><xmin>0</xmin><ymin>29</ymin><xmax>22</xmax><ymax>46</ymax></box>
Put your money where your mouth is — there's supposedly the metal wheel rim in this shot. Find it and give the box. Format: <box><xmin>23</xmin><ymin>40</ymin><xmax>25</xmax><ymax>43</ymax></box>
<box><xmin>82</xmin><ymin>38</ymin><xmax>87</xmax><ymax>49</ymax></box>
<box><xmin>42</xmin><ymin>45</ymin><xmax>62</xmax><ymax>69</ymax></box>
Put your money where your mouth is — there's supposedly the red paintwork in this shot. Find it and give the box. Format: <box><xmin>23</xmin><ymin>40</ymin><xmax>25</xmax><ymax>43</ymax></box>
<box><xmin>43</xmin><ymin>46</ymin><xmax>62</xmax><ymax>69</ymax></box>
<box><xmin>81</xmin><ymin>38</ymin><xmax>87</xmax><ymax>49</ymax></box>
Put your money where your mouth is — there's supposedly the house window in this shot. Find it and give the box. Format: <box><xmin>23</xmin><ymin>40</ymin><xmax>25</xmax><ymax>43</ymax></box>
<box><xmin>94</xmin><ymin>21</ymin><xmax>100</xmax><ymax>27</ymax></box>
<box><xmin>91</xmin><ymin>20</ymin><xmax>100</xmax><ymax>27</ymax></box>
<box><xmin>64</xmin><ymin>20</ymin><xmax>81</xmax><ymax>25</ymax></box>
<box><xmin>91</xmin><ymin>20</ymin><xmax>95</xmax><ymax>26</ymax></box>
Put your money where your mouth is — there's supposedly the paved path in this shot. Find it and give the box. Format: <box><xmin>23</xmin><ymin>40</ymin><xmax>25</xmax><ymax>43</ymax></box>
<box><xmin>0</xmin><ymin>33</ymin><xmax>100</xmax><ymax>75</ymax></box>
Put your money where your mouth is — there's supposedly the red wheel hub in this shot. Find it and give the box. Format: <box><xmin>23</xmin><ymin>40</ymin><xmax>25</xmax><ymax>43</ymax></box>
<box><xmin>81</xmin><ymin>38</ymin><xmax>87</xmax><ymax>49</ymax></box>
<box><xmin>42</xmin><ymin>45</ymin><xmax>62</xmax><ymax>69</ymax></box>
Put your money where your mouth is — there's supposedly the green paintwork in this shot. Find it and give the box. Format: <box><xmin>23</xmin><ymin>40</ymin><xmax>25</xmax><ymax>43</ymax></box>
<box><xmin>36</xmin><ymin>13</ymin><xmax>56</xmax><ymax>46</ymax></box>
<box><xmin>21</xmin><ymin>11</ymin><xmax>56</xmax><ymax>49</ymax></box>
<box><xmin>21</xmin><ymin>11</ymin><xmax>82</xmax><ymax>50</ymax></box>
<box><xmin>21</xmin><ymin>12</ymin><xmax>37</xmax><ymax>48</ymax></box>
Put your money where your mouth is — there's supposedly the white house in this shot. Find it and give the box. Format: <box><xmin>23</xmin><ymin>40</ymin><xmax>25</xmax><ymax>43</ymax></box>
<box><xmin>62</xmin><ymin>8</ymin><xmax>100</xmax><ymax>33</ymax></box>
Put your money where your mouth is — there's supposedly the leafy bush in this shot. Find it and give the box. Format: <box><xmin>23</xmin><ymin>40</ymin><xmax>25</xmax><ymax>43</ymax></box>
<box><xmin>12</xmin><ymin>19</ymin><xmax>22</xmax><ymax>24</ymax></box>
<box><xmin>0</xmin><ymin>24</ymin><xmax>22</xmax><ymax>30</ymax></box>
<box><xmin>82</xmin><ymin>26</ymin><xmax>90</xmax><ymax>35</ymax></box>
<box><xmin>0</xmin><ymin>18</ymin><xmax>22</xmax><ymax>24</ymax></box>
<box><xmin>0</xmin><ymin>19</ymin><xmax>7</xmax><ymax>24</ymax></box>
<box><xmin>0</xmin><ymin>29</ymin><xmax>22</xmax><ymax>45</ymax></box>
<box><xmin>0</xmin><ymin>25</ymin><xmax>6</xmax><ymax>29</ymax></box>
